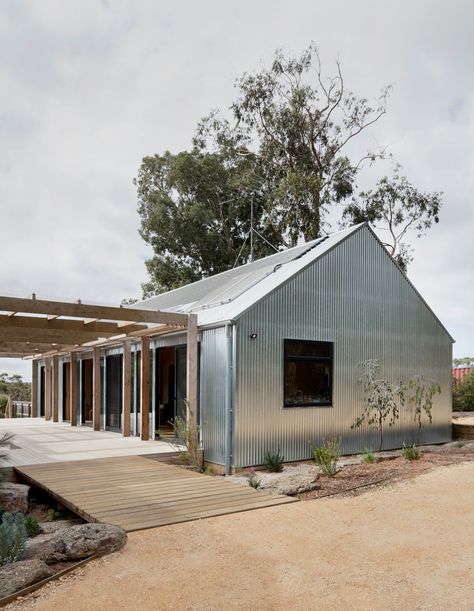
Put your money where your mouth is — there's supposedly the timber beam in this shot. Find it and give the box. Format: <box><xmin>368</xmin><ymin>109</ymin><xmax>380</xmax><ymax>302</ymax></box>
<box><xmin>0</xmin><ymin>295</ymin><xmax>188</xmax><ymax>326</ymax></box>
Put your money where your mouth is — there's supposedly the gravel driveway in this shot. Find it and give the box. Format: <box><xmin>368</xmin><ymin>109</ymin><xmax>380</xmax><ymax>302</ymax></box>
<box><xmin>8</xmin><ymin>461</ymin><xmax>474</xmax><ymax>610</ymax></box>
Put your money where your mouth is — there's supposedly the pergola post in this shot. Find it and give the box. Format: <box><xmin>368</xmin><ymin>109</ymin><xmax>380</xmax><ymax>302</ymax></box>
<box><xmin>140</xmin><ymin>336</ymin><xmax>150</xmax><ymax>441</ymax></box>
<box><xmin>122</xmin><ymin>340</ymin><xmax>131</xmax><ymax>437</ymax></box>
<box><xmin>44</xmin><ymin>357</ymin><xmax>52</xmax><ymax>420</ymax></box>
<box><xmin>186</xmin><ymin>314</ymin><xmax>198</xmax><ymax>442</ymax></box>
<box><xmin>92</xmin><ymin>347</ymin><xmax>101</xmax><ymax>431</ymax></box>
<box><xmin>70</xmin><ymin>352</ymin><xmax>78</xmax><ymax>426</ymax></box>
<box><xmin>31</xmin><ymin>360</ymin><xmax>38</xmax><ymax>417</ymax></box>
<box><xmin>52</xmin><ymin>354</ymin><xmax>59</xmax><ymax>422</ymax></box>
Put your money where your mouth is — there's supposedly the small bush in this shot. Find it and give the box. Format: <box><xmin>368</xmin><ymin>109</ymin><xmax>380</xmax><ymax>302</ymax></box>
<box><xmin>312</xmin><ymin>437</ymin><xmax>340</xmax><ymax>477</ymax></box>
<box><xmin>248</xmin><ymin>473</ymin><xmax>260</xmax><ymax>489</ymax></box>
<box><xmin>24</xmin><ymin>516</ymin><xmax>41</xmax><ymax>537</ymax></box>
<box><xmin>263</xmin><ymin>450</ymin><xmax>284</xmax><ymax>473</ymax></box>
<box><xmin>402</xmin><ymin>444</ymin><xmax>421</xmax><ymax>461</ymax></box>
<box><xmin>456</xmin><ymin>442</ymin><xmax>465</xmax><ymax>448</ymax></box>
<box><xmin>362</xmin><ymin>448</ymin><xmax>376</xmax><ymax>464</ymax></box>
<box><xmin>47</xmin><ymin>509</ymin><xmax>63</xmax><ymax>522</ymax></box>
<box><xmin>0</xmin><ymin>512</ymin><xmax>27</xmax><ymax>565</ymax></box>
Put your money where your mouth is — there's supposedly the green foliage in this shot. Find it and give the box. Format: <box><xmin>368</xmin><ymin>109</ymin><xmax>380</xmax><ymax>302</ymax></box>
<box><xmin>455</xmin><ymin>442</ymin><xmax>465</xmax><ymax>448</ymax></box>
<box><xmin>342</xmin><ymin>166</ymin><xmax>442</xmax><ymax>271</ymax></box>
<box><xmin>402</xmin><ymin>444</ymin><xmax>421</xmax><ymax>461</ymax></box>
<box><xmin>136</xmin><ymin>45</ymin><xmax>441</xmax><ymax>296</ymax></box>
<box><xmin>453</xmin><ymin>357</ymin><xmax>474</xmax><ymax>367</ymax></box>
<box><xmin>0</xmin><ymin>512</ymin><xmax>27</xmax><ymax>565</ymax></box>
<box><xmin>247</xmin><ymin>472</ymin><xmax>261</xmax><ymax>489</ymax></box>
<box><xmin>352</xmin><ymin>359</ymin><xmax>404</xmax><ymax>452</ymax></box>
<box><xmin>135</xmin><ymin>150</ymin><xmax>277</xmax><ymax>295</ymax></box>
<box><xmin>406</xmin><ymin>375</ymin><xmax>441</xmax><ymax>429</ymax></box>
<box><xmin>453</xmin><ymin>372</ymin><xmax>474</xmax><ymax>412</ymax></box>
<box><xmin>24</xmin><ymin>516</ymin><xmax>41</xmax><ymax>537</ymax></box>
<box><xmin>0</xmin><ymin>373</ymin><xmax>31</xmax><ymax>403</ymax></box>
<box><xmin>47</xmin><ymin>509</ymin><xmax>63</xmax><ymax>522</ymax></box>
<box><xmin>312</xmin><ymin>437</ymin><xmax>340</xmax><ymax>477</ymax></box>
<box><xmin>263</xmin><ymin>450</ymin><xmax>284</xmax><ymax>473</ymax></box>
<box><xmin>362</xmin><ymin>448</ymin><xmax>376</xmax><ymax>464</ymax></box>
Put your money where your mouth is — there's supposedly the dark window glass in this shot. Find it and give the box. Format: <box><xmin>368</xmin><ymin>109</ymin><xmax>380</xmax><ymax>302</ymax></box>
<box><xmin>284</xmin><ymin>340</ymin><xmax>333</xmax><ymax>407</ymax></box>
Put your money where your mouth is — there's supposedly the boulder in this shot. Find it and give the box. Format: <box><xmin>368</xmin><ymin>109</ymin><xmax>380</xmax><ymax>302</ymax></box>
<box><xmin>0</xmin><ymin>559</ymin><xmax>53</xmax><ymax>598</ymax></box>
<box><xmin>260</xmin><ymin>473</ymin><xmax>321</xmax><ymax>496</ymax></box>
<box><xmin>62</xmin><ymin>524</ymin><xmax>127</xmax><ymax>559</ymax></box>
<box><xmin>0</xmin><ymin>483</ymin><xmax>29</xmax><ymax>514</ymax></box>
<box><xmin>39</xmin><ymin>519</ymin><xmax>82</xmax><ymax>535</ymax></box>
<box><xmin>23</xmin><ymin>532</ymin><xmax>66</xmax><ymax>564</ymax></box>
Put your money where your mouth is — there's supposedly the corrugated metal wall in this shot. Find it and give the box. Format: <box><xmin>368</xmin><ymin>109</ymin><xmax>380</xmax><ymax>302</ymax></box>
<box><xmin>199</xmin><ymin>326</ymin><xmax>228</xmax><ymax>465</ymax></box>
<box><xmin>234</xmin><ymin>226</ymin><xmax>453</xmax><ymax>467</ymax></box>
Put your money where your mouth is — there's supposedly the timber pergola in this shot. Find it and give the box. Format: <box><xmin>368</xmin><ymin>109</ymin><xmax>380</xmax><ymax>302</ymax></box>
<box><xmin>0</xmin><ymin>294</ymin><xmax>198</xmax><ymax>442</ymax></box>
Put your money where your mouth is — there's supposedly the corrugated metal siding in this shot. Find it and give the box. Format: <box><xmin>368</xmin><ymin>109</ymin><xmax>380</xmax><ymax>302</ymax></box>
<box><xmin>200</xmin><ymin>327</ymin><xmax>227</xmax><ymax>464</ymax></box>
<box><xmin>234</xmin><ymin>227</ymin><xmax>453</xmax><ymax>467</ymax></box>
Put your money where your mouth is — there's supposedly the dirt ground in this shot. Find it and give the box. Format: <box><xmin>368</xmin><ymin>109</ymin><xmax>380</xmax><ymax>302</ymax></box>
<box><xmin>7</xmin><ymin>459</ymin><xmax>474</xmax><ymax>611</ymax></box>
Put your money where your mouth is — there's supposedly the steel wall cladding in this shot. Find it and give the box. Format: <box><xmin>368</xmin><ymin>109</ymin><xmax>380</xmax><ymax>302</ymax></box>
<box><xmin>234</xmin><ymin>226</ymin><xmax>453</xmax><ymax>468</ymax></box>
<box><xmin>199</xmin><ymin>326</ymin><xmax>228</xmax><ymax>465</ymax></box>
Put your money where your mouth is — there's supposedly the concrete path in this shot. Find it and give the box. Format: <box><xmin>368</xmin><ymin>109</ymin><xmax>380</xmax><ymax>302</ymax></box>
<box><xmin>0</xmin><ymin>418</ymin><xmax>176</xmax><ymax>466</ymax></box>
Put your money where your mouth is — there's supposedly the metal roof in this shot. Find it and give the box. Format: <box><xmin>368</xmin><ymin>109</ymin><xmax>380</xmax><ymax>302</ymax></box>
<box><xmin>134</xmin><ymin>224</ymin><xmax>365</xmax><ymax>326</ymax></box>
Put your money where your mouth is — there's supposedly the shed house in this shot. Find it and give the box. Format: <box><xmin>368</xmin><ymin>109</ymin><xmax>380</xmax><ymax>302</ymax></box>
<box><xmin>133</xmin><ymin>222</ymin><xmax>453</xmax><ymax>471</ymax></box>
<box><xmin>29</xmin><ymin>223</ymin><xmax>453</xmax><ymax>472</ymax></box>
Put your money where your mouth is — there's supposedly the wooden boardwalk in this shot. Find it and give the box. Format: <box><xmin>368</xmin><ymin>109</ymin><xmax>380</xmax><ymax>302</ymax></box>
<box><xmin>15</xmin><ymin>456</ymin><xmax>297</xmax><ymax>532</ymax></box>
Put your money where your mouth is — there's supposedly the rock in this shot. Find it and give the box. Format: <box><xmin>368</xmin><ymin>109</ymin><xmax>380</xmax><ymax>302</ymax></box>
<box><xmin>260</xmin><ymin>473</ymin><xmax>321</xmax><ymax>496</ymax></box>
<box><xmin>0</xmin><ymin>559</ymin><xmax>53</xmax><ymax>598</ymax></box>
<box><xmin>23</xmin><ymin>532</ymin><xmax>66</xmax><ymax>564</ymax></box>
<box><xmin>0</xmin><ymin>483</ymin><xmax>30</xmax><ymax>514</ymax></box>
<box><xmin>39</xmin><ymin>519</ymin><xmax>82</xmax><ymax>535</ymax></box>
<box><xmin>62</xmin><ymin>524</ymin><xmax>127</xmax><ymax>559</ymax></box>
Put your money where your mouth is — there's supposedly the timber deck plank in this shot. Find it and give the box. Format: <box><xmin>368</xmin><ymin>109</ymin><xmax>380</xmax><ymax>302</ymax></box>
<box><xmin>15</xmin><ymin>456</ymin><xmax>297</xmax><ymax>532</ymax></box>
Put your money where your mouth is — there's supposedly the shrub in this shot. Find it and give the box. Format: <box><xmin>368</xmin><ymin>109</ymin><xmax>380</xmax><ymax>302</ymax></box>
<box><xmin>47</xmin><ymin>509</ymin><xmax>63</xmax><ymax>522</ymax></box>
<box><xmin>362</xmin><ymin>448</ymin><xmax>376</xmax><ymax>464</ymax></box>
<box><xmin>248</xmin><ymin>473</ymin><xmax>260</xmax><ymax>489</ymax></box>
<box><xmin>351</xmin><ymin>360</ymin><xmax>404</xmax><ymax>451</ymax></box>
<box><xmin>453</xmin><ymin>371</ymin><xmax>474</xmax><ymax>412</ymax></box>
<box><xmin>263</xmin><ymin>450</ymin><xmax>284</xmax><ymax>473</ymax></box>
<box><xmin>24</xmin><ymin>515</ymin><xmax>41</xmax><ymax>537</ymax></box>
<box><xmin>312</xmin><ymin>437</ymin><xmax>340</xmax><ymax>477</ymax></box>
<box><xmin>0</xmin><ymin>512</ymin><xmax>27</xmax><ymax>565</ymax></box>
<box><xmin>402</xmin><ymin>444</ymin><xmax>421</xmax><ymax>461</ymax></box>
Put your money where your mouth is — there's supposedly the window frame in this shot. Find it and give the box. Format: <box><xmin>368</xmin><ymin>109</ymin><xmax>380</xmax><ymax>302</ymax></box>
<box><xmin>283</xmin><ymin>339</ymin><xmax>334</xmax><ymax>408</ymax></box>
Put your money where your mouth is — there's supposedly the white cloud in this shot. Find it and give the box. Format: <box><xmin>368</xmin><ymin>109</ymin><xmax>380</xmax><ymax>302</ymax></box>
<box><xmin>0</xmin><ymin>0</ymin><xmax>473</xmax><ymax>379</ymax></box>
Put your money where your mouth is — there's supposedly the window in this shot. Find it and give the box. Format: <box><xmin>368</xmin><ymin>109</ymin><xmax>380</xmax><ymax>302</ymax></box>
<box><xmin>284</xmin><ymin>340</ymin><xmax>333</xmax><ymax>407</ymax></box>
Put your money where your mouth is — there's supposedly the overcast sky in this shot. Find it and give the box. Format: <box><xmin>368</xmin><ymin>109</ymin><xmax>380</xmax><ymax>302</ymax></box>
<box><xmin>0</xmin><ymin>0</ymin><xmax>472</xmax><ymax>380</ymax></box>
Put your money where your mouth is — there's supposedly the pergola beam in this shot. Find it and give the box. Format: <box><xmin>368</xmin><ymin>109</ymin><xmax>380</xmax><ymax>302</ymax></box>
<box><xmin>0</xmin><ymin>295</ymin><xmax>187</xmax><ymax>326</ymax></box>
<box><xmin>0</xmin><ymin>314</ymin><xmax>148</xmax><ymax>336</ymax></box>
<box><xmin>0</xmin><ymin>329</ymin><xmax>110</xmax><ymax>344</ymax></box>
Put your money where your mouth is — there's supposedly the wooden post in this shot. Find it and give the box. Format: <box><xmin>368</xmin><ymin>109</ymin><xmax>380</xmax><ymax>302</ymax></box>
<box><xmin>186</xmin><ymin>314</ymin><xmax>198</xmax><ymax>440</ymax></box>
<box><xmin>6</xmin><ymin>394</ymin><xmax>12</xmax><ymax>418</ymax></box>
<box><xmin>52</xmin><ymin>354</ymin><xmax>59</xmax><ymax>422</ymax></box>
<box><xmin>31</xmin><ymin>361</ymin><xmax>38</xmax><ymax>417</ymax></box>
<box><xmin>123</xmin><ymin>340</ymin><xmax>131</xmax><ymax>437</ymax></box>
<box><xmin>45</xmin><ymin>357</ymin><xmax>52</xmax><ymax>420</ymax></box>
<box><xmin>140</xmin><ymin>336</ymin><xmax>150</xmax><ymax>441</ymax></box>
<box><xmin>70</xmin><ymin>352</ymin><xmax>78</xmax><ymax>426</ymax></box>
<box><xmin>93</xmin><ymin>346</ymin><xmax>101</xmax><ymax>431</ymax></box>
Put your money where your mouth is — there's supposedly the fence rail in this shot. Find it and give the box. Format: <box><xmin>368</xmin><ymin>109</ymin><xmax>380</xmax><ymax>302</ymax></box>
<box><xmin>11</xmin><ymin>401</ymin><xmax>32</xmax><ymax>418</ymax></box>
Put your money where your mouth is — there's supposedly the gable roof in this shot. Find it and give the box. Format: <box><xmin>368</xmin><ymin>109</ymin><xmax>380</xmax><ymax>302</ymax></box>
<box><xmin>133</xmin><ymin>224</ymin><xmax>364</xmax><ymax>326</ymax></box>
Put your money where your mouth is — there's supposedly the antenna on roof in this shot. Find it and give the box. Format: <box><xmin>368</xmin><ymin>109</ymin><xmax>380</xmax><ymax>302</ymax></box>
<box><xmin>250</xmin><ymin>200</ymin><xmax>254</xmax><ymax>263</ymax></box>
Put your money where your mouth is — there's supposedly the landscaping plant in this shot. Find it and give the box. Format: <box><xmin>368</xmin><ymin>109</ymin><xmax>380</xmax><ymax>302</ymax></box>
<box><xmin>168</xmin><ymin>400</ymin><xmax>203</xmax><ymax>469</ymax></box>
<box><xmin>407</xmin><ymin>375</ymin><xmax>441</xmax><ymax>431</ymax></box>
<box><xmin>247</xmin><ymin>471</ymin><xmax>261</xmax><ymax>489</ymax></box>
<box><xmin>362</xmin><ymin>448</ymin><xmax>376</xmax><ymax>464</ymax></box>
<box><xmin>312</xmin><ymin>437</ymin><xmax>340</xmax><ymax>477</ymax></box>
<box><xmin>352</xmin><ymin>359</ymin><xmax>404</xmax><ymax>452</ymax></box>
<box><xmin>24</xmin><ymin>515</ymin><xmax>41</xmax><ymax>537</ymax></box>
<box><xmin>263</xmin><ymin>450</ymin><xmax>284</xmax><ymax>473</ymax></box>
<box><xmin>452</xmin><ymin>371</ymin><xmax>474</xmax><ymax>412</ymax></box>
<box><xmin>402</xmin><ymin>444</ymin><xmax>421</xmax><ymax>461</ymax></box>
<box><xmin>0</xmin><ymin>512</ymin><xmax>27</xmax><ymax>565</ymax></box>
